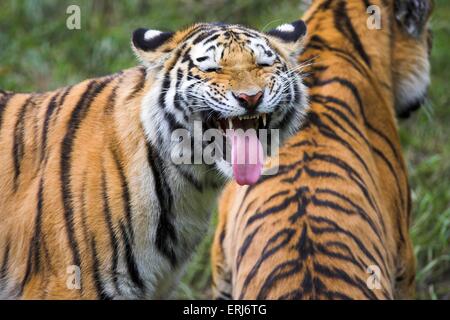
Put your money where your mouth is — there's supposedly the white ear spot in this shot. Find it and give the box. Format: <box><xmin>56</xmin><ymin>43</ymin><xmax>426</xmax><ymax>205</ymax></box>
<box><xmin>276</xmin><ymin>24</ymin><xmax>295</xmax><ymax>33</ymax></box>
<box><xmin>144</xmin><ymin>30</ymin><xmax>162</xmax><ymax>41</ymax></box>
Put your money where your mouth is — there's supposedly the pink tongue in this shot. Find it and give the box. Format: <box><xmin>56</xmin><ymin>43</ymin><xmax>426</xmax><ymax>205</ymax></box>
<box><xmin>230</xmin><ymin>129</ymin><xmax>264</xmax><ymax>186</ymax></box>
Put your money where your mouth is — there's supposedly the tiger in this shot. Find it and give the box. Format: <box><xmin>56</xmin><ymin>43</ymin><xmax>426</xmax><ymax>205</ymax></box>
<box><xmin>0</xmin><ymin>21</ymin><xmax>310</xmax><ymax>299</ymax></box>
<box><xmin>212</xmin><ymin>0</ymin><xmax>433</xmax><ymax>300</ymax></box>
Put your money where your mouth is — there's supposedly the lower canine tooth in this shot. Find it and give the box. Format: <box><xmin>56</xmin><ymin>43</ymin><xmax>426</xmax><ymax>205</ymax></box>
<box><xmin>262</xmin><ymin>114</ymin><xmax>267</xmax><ymax>126</ymax></box>
<box><xmin>228</xmin><ymin>119</ymin><xmax>233</xmax><ymax>129</ymax></box>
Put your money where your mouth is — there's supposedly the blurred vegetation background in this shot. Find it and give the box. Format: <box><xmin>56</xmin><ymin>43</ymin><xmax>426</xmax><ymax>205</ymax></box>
<box><xmin>0</xmin><ymin>0</ymin><xmax>448</xmax><ymax>299</ymax></box>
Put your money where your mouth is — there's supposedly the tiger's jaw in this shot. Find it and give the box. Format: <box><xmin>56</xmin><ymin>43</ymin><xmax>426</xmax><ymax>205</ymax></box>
<box><xmin>201</xmin><ymin>100</ymin><xmax>309</xmax><ymax>186</ymax></box>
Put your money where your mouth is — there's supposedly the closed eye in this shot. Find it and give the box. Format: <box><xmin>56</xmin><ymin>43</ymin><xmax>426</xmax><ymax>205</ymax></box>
<box><xmin>257</xmin><ymin>63</ymin><xmax>272</xmax><ymax>67</ymax></box>
<box><xmin>203</xmin><ymin>67</ymin><xmax>221</xmax><ymax>73</ymax></box>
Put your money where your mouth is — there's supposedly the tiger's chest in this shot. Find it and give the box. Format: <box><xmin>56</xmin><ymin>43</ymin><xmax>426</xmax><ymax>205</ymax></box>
<box><xmin>123</xmin><ymin>174</ymin><xmax>219</xmax><ymax>299</ymax></box>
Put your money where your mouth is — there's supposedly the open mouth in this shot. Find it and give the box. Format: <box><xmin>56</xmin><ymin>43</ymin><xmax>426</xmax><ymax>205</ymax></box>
<box><xmin>206</xmin><ymin>113</ymin><xmax>271</xmax><ymax>134</ymax></box>
<box><xmin>204</xmin><ymin>112</ymin><xmax>272</xmax><ymax>186</ymax></box>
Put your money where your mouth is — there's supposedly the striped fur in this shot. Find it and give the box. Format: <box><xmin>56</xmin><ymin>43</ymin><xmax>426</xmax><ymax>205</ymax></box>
<box><xmin>0</xmin><ymin>22</ymin><xmax>309</xmax><ymax>299</ymax></box>
<box><xmin>212</xmin><ymin>0</ymin><xmax>433</xmax><ymax>300</ymax></box>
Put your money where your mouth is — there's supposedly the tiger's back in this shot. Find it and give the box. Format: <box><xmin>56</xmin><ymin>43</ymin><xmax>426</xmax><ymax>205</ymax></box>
<box><xmin>212</xmin><ymin>0</ymin><xmax>433</xmax><ymax>300</ymax></box>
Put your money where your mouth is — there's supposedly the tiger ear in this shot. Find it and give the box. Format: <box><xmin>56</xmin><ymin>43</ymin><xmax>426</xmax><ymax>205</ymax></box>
<box><xmin>267</xmin><ymin>20</ymin><xmax>307</xmax><ymax>44</ymax></box>
<box><xmin>394</xmin><ymin>0</ymin><xmax>433</xmax><ymax>38</ymax></box>
<box><xmin>266</xmin><ymin>20</ymin><xmax>307</xmax><ymax>60</ymax></box>
<box><xmin>131</xmin><ymin>28</ymin><xmax>175</xmax><ymax>67</ymax></box>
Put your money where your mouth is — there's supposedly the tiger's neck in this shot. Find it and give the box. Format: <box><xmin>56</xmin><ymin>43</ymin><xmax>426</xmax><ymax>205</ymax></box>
<box><xmin>109</xmin><ymin>67</ymin><xmax>223</xmax><ymax>284</ymax></box>
<box><xmin>303</xmin><ymin>0</ymin><xmax>396</xmax><ymax>120</ymax></box>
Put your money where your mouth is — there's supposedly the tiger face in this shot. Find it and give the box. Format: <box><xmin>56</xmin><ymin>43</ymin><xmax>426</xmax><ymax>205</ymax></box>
<box><xmin>132</xmin><ymin>21</ymin><xmax>308</xmax><ymax>185</ymax></box>
<box><xmin>393</xmin><ymin>0</ymin><xmax>434</xmax><ymax>118</ymax></box>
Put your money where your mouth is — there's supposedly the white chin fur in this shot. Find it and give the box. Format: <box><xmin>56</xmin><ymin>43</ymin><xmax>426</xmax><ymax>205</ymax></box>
<box><xmin>395</xmin><ymin>59</ymin><xmax>430</xmax><ymax>115</ymax></box>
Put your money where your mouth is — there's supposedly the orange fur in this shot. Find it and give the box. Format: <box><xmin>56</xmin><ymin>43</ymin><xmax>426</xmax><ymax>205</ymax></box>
<box><xmin>0</xmin><ymin>20</ymin><xmax>309</xmax><ymax>299</ymax></box>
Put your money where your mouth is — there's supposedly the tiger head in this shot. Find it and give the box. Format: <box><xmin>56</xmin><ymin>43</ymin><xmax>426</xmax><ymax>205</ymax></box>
<box><xmin>392</xmin><ymin>0</ymin><xmax>434</xmax><ymax>118</ymax></box>
<box><xmin>132</xmin><ymin>21</ymin><xmax>308</xmax><ymax>185</ymax></box>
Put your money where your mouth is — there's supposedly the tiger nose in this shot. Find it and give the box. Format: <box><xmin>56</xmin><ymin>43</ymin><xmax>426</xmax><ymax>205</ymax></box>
<box><xmin>236</xmin><ymin>91</ymin><xmax>263</xmax><ymax>109</ymax></box>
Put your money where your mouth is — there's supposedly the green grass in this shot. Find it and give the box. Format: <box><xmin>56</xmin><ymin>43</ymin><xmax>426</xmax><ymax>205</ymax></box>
<box><xmin>0</xmin><ymin>0</ymin><xmax>448</xmax><ymax>299</ymax></box>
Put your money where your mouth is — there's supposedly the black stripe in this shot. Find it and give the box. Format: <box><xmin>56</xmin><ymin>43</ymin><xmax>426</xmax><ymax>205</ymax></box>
<box><xmin>60</xmin><ymin>78</ymin><xmax>112</xmax><ymax>267</ymax></box>
<box><xmin>313</xmin><ymin>262</ymin><xmax>378</xmax><ymax>299</ymax></box>
<box><xmin>146</xmin><ymin>141</ymin><xmax>178</xmax><ymax>266</ymax></box>
<box><xmin>315</xmin><ymin>188</ymin><xmax>383</xmax><ymax>240</ymax></box>
<box><xmin>58</xmin><ymin>86</ymin><xmax>73</xmax><ymax>106</ymax></box>
<box><xmin>324</xmin><ymin>104</ymin><xmax>367</xmax><ymax>144</ymax></box>
<box><xmin>311</xmin><ymin>77</ymin><xmax>404</xmax><ymax>176</ymax></box>
<box><xmin>295</xmin><ymin>224</ymin><xmax>314</xmax><ymax>261</ymax></box>
<box><xmin>246</xmin><ymin>195</ymin><xmax>293</xmax><ymax>228</ymax></box>
<box><xmin>0</xmin><ymin>240</ymin><xmax>11</xmax><ymax>291</ymax></box>
<box><xmin>12</xmin><ymin>96</ymin><xmax>33</xmax><ymax>191</ymax></box>
<box><xmin>126</xmin><ymin>67</ymin><xmax>147</xmax><ymax>101</ymax></box>
<box><xmin>310</xmin><ymin>215</ymin><xmax>388</xmax><ymax>281</ymax></box>
<box><xmin>173</xmin><ymin>68</ymin><xmax>184</xmax><ymax>112</ymax></box>
<box><xmin>110</xmin><ymin>147</ymin><xmax>135</xmax><ymax>244</ymax></box>
<box><xmin>52</xmin><ymin>85</ymin><xmax>74</xmax><ymax>123</ymax></box>
<box><xmin>236</xmin><ymin>225</ymin><xmax>262</xmax><ymax>272</ymax></box>
<box><xmin>322</xmin><ymin>112</ymin><xmax>357</xmax><ymax>140</ymax></box>
<box><xmin>309</xmin><ymin>152</ymin><xmax>383</xmax><ymax>220</ymax></box>
<box><xmin>288</xmin><ymin>187</ymin><xmax>310</xmax><ymax>223</ymax></box>
<box><xmin>203</xmin><ymin>33</ymin><xmax>220</xmax><ymax>45</ymax></box>
<box><xmin>333</xmin><ymin>0</ymin><xmax>371</xmax><ymax>67</ymax></box>
<box><xmin>101</xmin><ymin>169</ymin><xmax>120</xmax><ymax>294</ymax></box>
<box><xmin>119</xmin><ymin>223</ymin><xmax>145</xmax><ymax>291</ymax></box>
<box><xmin>90</xmin><ymin>236</ymin><xmax>113</xmax><ymax>300</ymax></box>
<box><xmin>192</xmin><ymin>30</ymin><xmax>216</xmax><ymax>45</ymax></box>
<box><xmin>256</xmin><ymin>260</ymin><xmax>301</xmax><ymax>300</ymax></box>
<box><xmin>312</xmin><ymin>194</ymin><xmax>383</xmax><ymax>240</ymax></box>
<box><xmin>313</xmin><ymin>276</ymin><xmax>354</xmax><ymax>300</ymax></box>
<box><xmin>306</xmin><ymin>35</ymin><xmax>368</xmax><ymax>78</ymax></box>
<box><xmin>312</xmin><ymin>77</ymin><xmax>406</xmax><ymax>212</ymax></box>
<box><xmin>281</xmin><ymin>164</ymin><xmax>344</xmax><ymax>184</ymax></box>
<box><xmin>308</xmin><ymin>111</ymin><xmax>377</xmax><ymax>186</ymax></box>
<box><xmin>21</xmin><ymin>178</ymin><xmax>45</xmax><ymax>291</ymax></box>
<box><xmin>41</xmin><ymin>91</ymin><xmax>62</xmax><ymax>162</ymax></box>
<box><xmin>239</xmin><ymin>228</ymin><xmax>296</xmax><ymax>299</ymax></box>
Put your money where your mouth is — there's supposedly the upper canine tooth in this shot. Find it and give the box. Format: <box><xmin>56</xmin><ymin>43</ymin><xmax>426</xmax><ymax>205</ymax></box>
<box><xmin>228</xmin><ymin>119</ymin><xmax>233</xmax><ymax>129</ymax></box>
<box><xmin>262</xmin><ymin>114</ymin><xmax>267</xmax><ymax>126</ymax></box>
